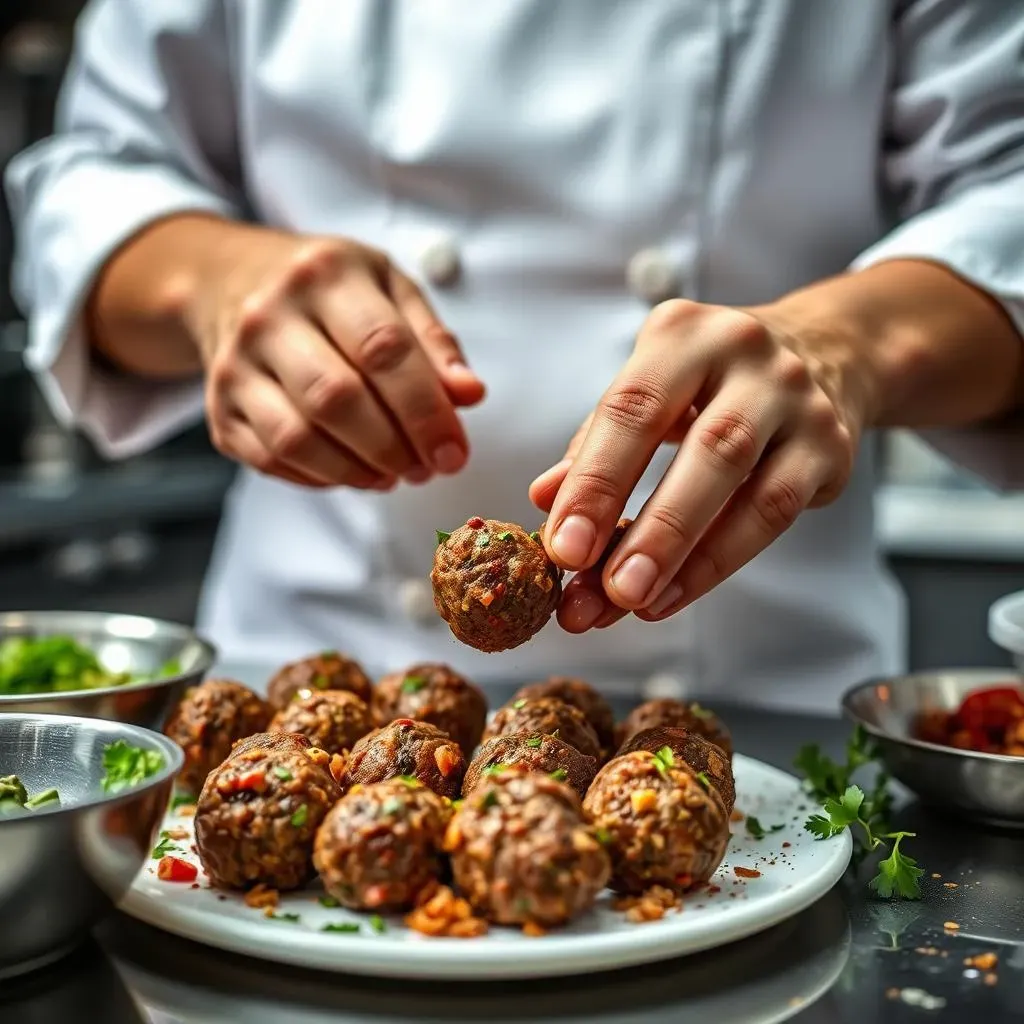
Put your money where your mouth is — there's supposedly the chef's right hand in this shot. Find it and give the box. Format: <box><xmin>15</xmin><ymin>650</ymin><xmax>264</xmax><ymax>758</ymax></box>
<box><xmin>189</xmin><ymin>224</ymin><xmax>484</xmax><ymax>489</ymax></box>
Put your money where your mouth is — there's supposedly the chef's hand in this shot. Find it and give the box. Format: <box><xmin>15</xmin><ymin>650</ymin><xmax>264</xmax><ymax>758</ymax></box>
<box><xmin>529</xmin><ymin>298</ymin><xmax>869</xmax><ymax>630</ymax></box>
<box><xmin>189</xmin><ymin>225</ymin><xmax>484</xmax><ymax>489</ymax></box>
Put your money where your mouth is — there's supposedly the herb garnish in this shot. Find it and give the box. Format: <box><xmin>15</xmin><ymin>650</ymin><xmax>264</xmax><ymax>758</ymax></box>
<box><xmin>529</xmin><ymin>531</ymin><xmax>541</xmax><ymax>542</ymax></box>
<box><xmin>268</xmin><ymin>912</ymin><xmax>300</xmax><ymax>923</ymax></box>
<box><xmin>397</xmin><ymin>775</ymin><xmax>420</xmax><ymax>788</ymax></box>
<box><xmin>401</xmin><ymin>675</ymin><xmax>426</xmax><ymax>694</ymax></box>
<box><xmin>549</xmin><ymin>769</ymin><xmax>568</xmax><ymax>782</ymax></box>
<box><xmin>475</xmin><ymin>533</ymin><xmax>491</xmax><ymax>548</ymax></box>
<box><xmin>273</xmin><ymin>766</ymin><xmax>293</xmax><ymax>781</ymax></box>
<box><xmin>322</xmin><ymin>922</ymin><xmax>360</xmax><ymax>933</ymax></box>
<box><xmin>689</xmin><ymin>703</ymin><xmax>712</xmax><ymax>719</ymax></box>
<box><xmin>319</xmin><ymin>895</ymin><xmax>340</xmax><ymax>908</ymax></box>
<box><xmin>151</xmin><ymin>831</ymin><xmax>180</xmax><ymax>859</ymax></box>
<box><xmin>435</xmin><ymin>530</ymin><xmax>451</xmax><ymax>546</ymax></box>
<box><xmin>651</xmin><ymin>746</ymin><xmax>675</xmax><ymax>778</ymax></box>
<box><xmin>795</xmin><ymin>726</ymin><xmax>922</xmax><ymax>899</ymax></box>
<box><xmin>101</xmin><ymin>740</ymin><xmax>165</xmax><ymax>794</ymax></box>
<box><xmin>170</xmin><ymin>792</ymin><xmax>194</xmax><ymax>810</ymax></box>
<box><xmin>24</xmin><ymin>788</ymin><xmax>59</xmax><ymax>810</ymax></box>
<box><xmin>497</xmin><ymin>531</ymin><xmax>513</xmax><ymax>541</ymax></box>
<box><xmin>594</xmin><ymin>826</ymin><xmax>612</xmax><ymax>846</ymax></box>
<box><xmin>290</xmin><ymin>804</ymin><xmax>309</xmax><ymax>828</ymax></box>
<box><xmin>480</xmin><ymin>790</ymin><xmax>499</xmax><ymax>810</ymax></box>
<box><xmin>369</xmin><ymin>914</ymin><xmax>387</xmax><ymax>934</ymax></box>
<box><xmin>695</xmin><ymin>771</ymin><xmax>711</xmax><ymax>789</ymax></box>
<box><xmin>525</xmin><ymin>736</ymin><xmax>542</xmax><ymax>749</ymax></box>
<box><xmin>745</xmin><ymin>816</ymin><xmax>784</xmax><ymax>840</ymax></box>
<box><xmin>512</xmin><ymin>699</ymin><xmax>527</xmax><ymax>710</ymax></box>
<box><xmin>482</xmin><ymin>763</ymin><xmax>507</xmax><ymax>777</ymax></box>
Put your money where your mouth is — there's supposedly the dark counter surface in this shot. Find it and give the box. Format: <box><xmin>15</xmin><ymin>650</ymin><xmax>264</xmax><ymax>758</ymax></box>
<box><xmin>4</xmin><ymin>679</ymin><xmax>1023</xmax><ymax>1023</ymax></box>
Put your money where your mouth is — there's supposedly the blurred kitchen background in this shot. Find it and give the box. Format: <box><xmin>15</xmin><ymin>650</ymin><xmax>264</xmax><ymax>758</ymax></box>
<box><xmin>0</xmin><ymin>3</ymin><xmax>1021</xmax><ymax>671</ymax></box>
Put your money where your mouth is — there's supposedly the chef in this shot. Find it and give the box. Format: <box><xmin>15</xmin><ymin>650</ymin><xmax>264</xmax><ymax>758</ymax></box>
<box><xmin>6</xmin><ymin>1</ymin><xmax>1024</xmax><ymax>712</ymax></box>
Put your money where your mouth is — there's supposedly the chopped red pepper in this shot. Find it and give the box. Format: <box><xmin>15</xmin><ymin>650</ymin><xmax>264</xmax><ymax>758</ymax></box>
<box><xmin>158</xmin><ymin>856</ymin><xmax>198</xmax><ymax>883</ymax></box>
<box><xmin>956</xmin><ymin>687</ymin><xmax>1024</xmax><ymax>734</ymax></box>
<box><xmin>394</xmin><ymin>719</ymin><xmax>417</xmax><ymax>728</ymax></box>
<box><xmin>466</xmin><ymin>516</ymin><xmax>486</xmax><ymax>529</ymax></box>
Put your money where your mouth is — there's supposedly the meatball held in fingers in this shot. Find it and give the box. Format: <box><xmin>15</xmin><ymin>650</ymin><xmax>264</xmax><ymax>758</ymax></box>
<box><xmin>372</xmin><ymin>663</ymin><xmax>487</xmax><ymax>756</ymax></box>
<box><xmin>463</xmin><ymin>733</ymin><xmax>598</xmax><ymax>801</ymax></box>
<box><xmin>446</xmin><ymin>772</ymin><xmax>610</xmax><ymax>928</ymax></box>
<box><xmin>195</xmin><ymin>742</ymin><xmax>341</xmax><ymax>891</ymax></box>
<box><xmin>270</xmin><ymin>689</ymin><xmax>372</xmax><ymax>756</ymax></box>
<box><xmin>431</xmin><ymin>518</ymin><xmax>562</xmax><ymax>653</ymax></box>
<box><xmin>617</xmin><ymin>726</ymin><xmax>735</xmax><ymax>814</ymax></box>
<box><xmin>511</xmin><ymin>676</ymin><xmax>616</xmax><ymax>759</ymax></box>
<box><xmin>267</xmin><ymin>650</ymin><xmax>373</xmax><ymax>710</ymax></box>
<box><xmin>482</xmin><ymin>696</ymin><xmax>602</xmax><ymax>762</ymax></box>
<box><xmin>341</xmin><ymin>719</ymin><xmax>466</xmax><ymax>798</ymax></box>
<box><xmin>583</xmin><ymin>749</ymin><xmax>729</xmax><ymax>895</ymax></box>
<box><xmin>164</xmin><ymin>679</ymin><xmax>272</xmax><ymax>794</ymax></box>
<box><xmin>314</xmin><ymin>777</ymin><xmax>452</xmax><ymax>912</ymax></box>
<box><xmin>617</xmin><ymin>698</ymin><xmax>733</xmax><ymax>759</ymax></box>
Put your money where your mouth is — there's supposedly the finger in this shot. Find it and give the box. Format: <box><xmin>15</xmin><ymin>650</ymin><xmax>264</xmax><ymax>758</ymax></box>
<box><xmin>389</xmin><ymin>266</ymin><xmax>486</xmax><ymax>407</ymax></box>
<box><xmin>556</xmin><ymin>519</ymin><xmax>631</xmax><ymax>633</ymax></box>
<box><xmin>602</xmin><ymin>380</ymin><xmax>786</xmax><ymax>611</ymax></box>
<box><xmin>315</xmin><ymin>267</ymin><xmax>470</xmax><ymax>475</ymax></box>
<box><xmin>544</xmin><ymin>339</ymin><xmax>705</xmax><ymax>571</ymax></box>
<box><xmin>234</xmin><ymin>373</ymin><xmax>391</xmax><ymax>489</ymax></box>
<box><xmin>218</xmin><ymin>417</ymin><xmax>332</xmax><ymax>488</ymax></box>
<box><xmin>636</xmin><ymin>442</ymin><xmax>828</xmax><ymax>621</ymax></box>
<box><xmin>254</xmin><ymin>315</ymin><xmax>423</xmax><ymax>481</ymax></box>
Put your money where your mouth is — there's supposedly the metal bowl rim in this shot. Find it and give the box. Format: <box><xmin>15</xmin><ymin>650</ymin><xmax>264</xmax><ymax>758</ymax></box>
<box><xmin>0</xmin><ymin>711</ymin><xmax>184</xmax><ymax>824</ymax></box>
<box><xmin>841</xmin><ymin>671</ymin><xmax>1024</xmax><ymax>769</ymax></box>
<box><xmin>0</xmin><ymin>609</ymin><xmax>217</xmax><ymax>706</ymax></box>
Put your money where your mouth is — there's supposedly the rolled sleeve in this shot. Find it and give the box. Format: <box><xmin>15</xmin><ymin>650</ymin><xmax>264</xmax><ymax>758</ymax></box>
<box><xmin>849</xmin><ymin>0</ymin><xmax>1024</xmax><ymax>488</ymax></box>
<box><xmin>4</xmin><ymin>0</ymin><xmax>244</xmax><ymax>459</ymax></box>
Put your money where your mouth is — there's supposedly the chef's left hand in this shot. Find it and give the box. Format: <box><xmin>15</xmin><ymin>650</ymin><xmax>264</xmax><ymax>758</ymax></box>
<box><xmin>529</xmin><ymin>298</ymin><xmax>872</xmax><ymax>631</ymax></box>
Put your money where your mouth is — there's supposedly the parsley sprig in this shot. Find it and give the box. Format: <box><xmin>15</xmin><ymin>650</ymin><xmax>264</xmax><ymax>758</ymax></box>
<box><xmin>794</xmin><ymin>726</ymin><xmax>923</xmax><ymax>900</ymax></box>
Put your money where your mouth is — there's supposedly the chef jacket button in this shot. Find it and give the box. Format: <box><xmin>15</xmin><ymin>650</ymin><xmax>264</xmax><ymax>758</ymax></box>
<box><xmin>399</xmin><ymin>578</ymin><xmax>438</xmax><ymax>625</ymax></box>
<box><xmin>626</xmin><ymin>248</ymin><xmax>679</xmax><ymax>305</ymax></box>
<box><xmin>419</xmin><ymin>235</ymin><xmax>461</xmax><ymax>287</ymax></box>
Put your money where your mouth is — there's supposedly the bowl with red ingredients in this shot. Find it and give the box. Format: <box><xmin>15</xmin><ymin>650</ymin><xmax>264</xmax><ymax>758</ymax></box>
<box><xmin>842</xmin><ymin>669</ymin><xmax>1024</xmax><ymax>828</ymax></box>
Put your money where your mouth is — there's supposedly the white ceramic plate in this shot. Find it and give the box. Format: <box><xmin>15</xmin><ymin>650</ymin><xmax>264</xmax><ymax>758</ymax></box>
<box><xmin>120</xmin><ymin>753</ymin><xmax>851</xmax><ymax>980</ymax></box>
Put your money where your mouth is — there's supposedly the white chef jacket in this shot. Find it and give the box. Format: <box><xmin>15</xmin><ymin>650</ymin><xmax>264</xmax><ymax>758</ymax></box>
<box><xmin>7</xmin><ymin>0</ymin><xmax>1024</xmax><ymax>712</ymax></box>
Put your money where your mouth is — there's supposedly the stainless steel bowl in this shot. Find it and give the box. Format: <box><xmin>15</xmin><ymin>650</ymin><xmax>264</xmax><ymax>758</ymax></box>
<box><xmin>0</xmin><ymin>713</ymin><xmax>183</xmax><ymax>979</ymax></box>
<box><xmin>0</xmin><ymin>610</ymin><xmax>217</xmax><ymax>729</ymax></box>
<box><xmin>842</xmin><ymin>669</ymin><xmax>1024</xmax><ymax>828</ymax></box>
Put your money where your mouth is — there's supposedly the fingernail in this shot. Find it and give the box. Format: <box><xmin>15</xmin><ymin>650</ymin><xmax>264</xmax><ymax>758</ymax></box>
<box><xmin>551</xmin><ymin>515</ymin><xmax>596</xmax><ymax>566</ymax></box>
<box><xmin>646</xmin><ymin>581</ymin><xmax>684</xmax><ymax>617</ymax></box>
<box><xmin>403</xmin><ymin>466</ymin><xmax>432</xmax><ymax>484</ymax></box>
<box><xmin>562</xmin><ymin>589</ymin><xmax>604</xmax><ymax>632</ymax></box>
<box><xmin>431</xmin><ymin>442</ymin><xmax>465</xmax><ymax>474</ymax></box>
<box><xmin>609</xmin><ymin>553</ymin><xmax>660</xmax><ymax>605</ymax></box>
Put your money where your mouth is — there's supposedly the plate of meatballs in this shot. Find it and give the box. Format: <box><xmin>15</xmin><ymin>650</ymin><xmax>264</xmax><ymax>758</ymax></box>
<box><xmin>125</xmin><ymin>658</ymin><xmax>851</xmax><ymax>980</ymax></box>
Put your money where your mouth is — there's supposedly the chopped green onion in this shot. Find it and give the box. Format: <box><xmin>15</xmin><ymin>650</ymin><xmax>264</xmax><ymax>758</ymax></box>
<box><xmin>695</xmin><ymin>771</ymin><xmax>711</xmax><ymax>790</ymax></box>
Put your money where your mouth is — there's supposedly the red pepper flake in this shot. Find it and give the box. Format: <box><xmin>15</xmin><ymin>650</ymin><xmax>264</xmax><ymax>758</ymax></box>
<box><xmin>394</xmin><ymin>719</ymin><xmax>417</xmax><ymax>728</ymax></box>
<box><xmin>157</xmin><ymin>856</ymin><xmax>198</xmax><ymax>883</ymax></box>
<box><xmin>733</xmin><ymin>866</ymin><xmax>761</xmax><ymax>879</ymax></box>
<box><xmin>781</xmin><ymin>841</ymin><xmax>791</xmax><ymax>848</ymax></box>
<box><xmin>467</xmin><ymin>516</ymin><xmax>486</xmax><ymax>529</ymax></box>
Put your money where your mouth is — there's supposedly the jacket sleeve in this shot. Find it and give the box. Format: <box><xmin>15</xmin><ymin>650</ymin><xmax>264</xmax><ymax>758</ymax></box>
<box><xmin>4</xmin><ymin>0</ymin><xmax>244</xmax><ymax>458</ymax></box>
<box><xmin>849</xmin><ymin>0</ymin><xmax>1024</xmax><ymax>490</ymax></box>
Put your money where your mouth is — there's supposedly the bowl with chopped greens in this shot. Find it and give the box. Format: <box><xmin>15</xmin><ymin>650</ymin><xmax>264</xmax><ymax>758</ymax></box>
<box><xmin>0</xmin><ymin>610</ymin><xmax>216</xmax><ymax>729</ymax></box>
<box><xmin>0</xmin><ymin>712</ymin><xmax>182</xmax><ymax>979</ymax></box>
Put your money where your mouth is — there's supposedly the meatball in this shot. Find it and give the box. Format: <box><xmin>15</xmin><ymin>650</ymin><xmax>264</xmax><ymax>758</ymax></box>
<box><xmin>267</xmin><ymin>650</ymin><xmax>373</xmax><ymax>710</ymax></box>
<box><xmin>463</xmin><ymin>732</ymin><xmax>598</xmax><ymax>801</ymax></box>
<box><xmin>269</xmin><ymin>689</ymin><xmax>372</xmax><ymax>755</ymax></box>
<box><xmin>446</xmin><ymin>772</ymin><xmax>610</xmax><ymax>927</ymax></box>
<box><xmin>163</xmin><ymin>679</ymin><xmax>272</xmax><ymax>793</ymax></box>
<box><xmin>195</xmin><ymin>742</ymin><xmax>341</xmax><ymax>891</ymax></box>
<box><xmin>314</xmin><ymin>777</ymin><xmax>451</xmax><ymax>911</ymax></box>
<box><xmin>431</xmin><ymin>517</ymin><xmax>562</xmax><ymax>653</ymax></box>
<box><xmin>617</xmin><ymin>726</ymin><xmax>736</xmax><ymax>813</ymax></box>
<box><xmin>482</xmin><ymin>696</ymin><xmax>602</xmax><ymax>761</ymax></box>
<box><xmin>372</xmin><ymin>663</ymin><xmax>487</xmax><ymax>756</ymax></box>
<box><xmin>583</xmin><ymin>750</ymin><xmax>729</xmax><ymax>895</ymax></box>
<box><xmin>512</xmin><ymin>677</ymin><xmax>616</xmax><ymax>758</ymax></box>
<box><xmin>341</xmin><ymin>719</ymin><xmax>466</xmax><ymax>799</ymax></box>
<box><xmin>617</xmin><ymin>699</ymin><xmax>733</xmax><ymax>758</ymax></box>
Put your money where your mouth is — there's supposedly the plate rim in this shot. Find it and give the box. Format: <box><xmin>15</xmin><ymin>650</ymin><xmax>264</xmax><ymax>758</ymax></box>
<box><xmin>119</xmin><ymin>753</ymin><xmax>853</xmax><ymax>980</ymax></box>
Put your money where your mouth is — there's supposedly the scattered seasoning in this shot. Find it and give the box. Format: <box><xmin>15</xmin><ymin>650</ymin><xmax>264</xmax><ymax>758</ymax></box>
<box><xmin>549</xmin><ymin>769</ymin><xmax>568</xmax><ymax>782</ymax></box>
<box><xmin>497</xmin><ymin>531</ymin><xmax>513</xmax><ymax>541</ymax></box>
<box><xmin>525</xmin><ymin>736</ymin><xmax>543</xmax><ymax>749</ymax></box>
<box><xmin>267</xmin><ymin>911</ymin><xmax>300</xmax><ymax>923</ymax></box>
<box><xmin>319</xmin><ymin>895</ymin><xmax>341</xmax><ymax>908</ymax></box>
<box><xmin>369</xmin><ymin>915</ymin><xmax>387</xmax><ymax>934</ymax></box>
<box><xmin>322</xmin><ymin>922</ymin><xmax>361</xmax><ymax>934</ymax></box>
<box><xmin>435</xmin><ymin>530</ymin><xmax>451</xmax><ymax>546</ymax></box>
<box><xmin>401</xmin><ymin>675</ymin><xmax>427</xmax><ymax>693</ymax></box>
<box><xmin>781</xmin><ymin>841</ymin><xmax>791</xmax><ymax>848</ymax></box>
<box><xmin>695</xmin><ymin>771</ymin><xmax>711</xmax><ymax>789</ymax></box>
<box><xmin>244</xmin><ymin>884</ymin><xmax>279</xmax><ymax>910</ymax></box>
<box><xmin>290</xmin><ymin>804</ymin><xmax>309</xmax><ymax>828</ymax></box>
<box><xmin>381</xmin><ymin>797</ymin><xmax>404</xmax><ymax>816</ymax></box>
<box><xmin>943</xmin><ymin>882</ymin><xmax>958</xmax><ymax>889</ymax></box>
<box><xmin>733</xmin><ymin>866</ymin><xmax>761</xmax><ymax>879</ymax></box>
<box><xmin>512</xmin><ymin>699</ymin><xmax>528</xmax><ymax>710</ymax></box>
<box><xmin>273</xmin><ymin>766</ymin><xmax>293</xmax><ymax>781</ymax></box>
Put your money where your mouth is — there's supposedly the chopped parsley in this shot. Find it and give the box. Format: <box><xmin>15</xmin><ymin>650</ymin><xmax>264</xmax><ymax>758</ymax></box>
<box><xmin>549</xmin><ymin>769</ymin><xmax>568</xmax><ymax>782</ymax></box>
<box><xmin>480</xmin><ymin>790</ymin><xmax>499</xmax><ymax>810</ymax></box>
<box><xmin>529</xmin><ymin>531</ymin><xmax>541</xmax><ymax>542</ymax></box>
<box><xmin>273</xmin><ymin>766</ymin><xmax>293</xmax><ymax>781</ymax></box>
<box><xmin>435</xmin><ymin>530</ymin><xmax>451</xmax><ymax>546</ymax></box>
<box><xmin>368</xmin><ymin>915</ymin><xmax>387</xmax><ymax>934</ymax></box>
<box><xmin>482</xmin><ymin>763</ymin><xmax>507</xmax><ymax>777</ymax></box>
<box><xmin>512</xmin><ymin>699</ymin><xmax>527</xmax><ymax>710</ymax></box>
<box><xmin>594</xmin><ymin>826</ymin><xmax>612</xmax><ymax>846</ymax></box>
<box><xmin>267</xmin><ymin>912</ymin><xmax>300</xmax><ymax>923</ymax></box>
<box><xmin>497</xmin><ymin>531</ymin><xmax>513</xmax><ymax>541</ymax></box>
<box><xmin>101</xmin><ymin>740</ymin><xmax>165</xmax><ymax>794</ymax></box>
<box><xmin>651</xmin><ymin>746</ymin><xmax>675</xmax><ymax>778</ymax></box>
<box><xmin>525</xmin><ymin>736</ymin><xmax>542</xmax><ymax>749</ymax></box>
<box><xmin>695</xmin><ymin>771</ymin><xmax>711</xmax><ymax>789</ymax></box>
<box><xmin>401</xmin><ymin>675</ymin><xmax>427</xmax><ymax>694</ymax></box>
<box><xmin>322</xmin><ymin>922</ymin><xmax>360</xmax><ymax>934</ymax></box>
<box><xmin>170</xmin><ymin>792</ymin><xmax>195</xmax><ymax>810</ymax></box>
<box><xmin>745</xmin><ymin>816</ymin><xmax>785</xmax><ymax>840</ymax></box>
<box><xmin>151</xmin><ymin>831</ymin><xmax>180</xmax><ymax>859</ymax></box>
<box><xmin>318</xmin><ymin>895</ymin><xmax>340</xmax><ymax>908</ymax></box>
<box><xmin>290</xmin><ymin>804</ymin><xmax>309</xmax><ymax>827</ymax></box>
